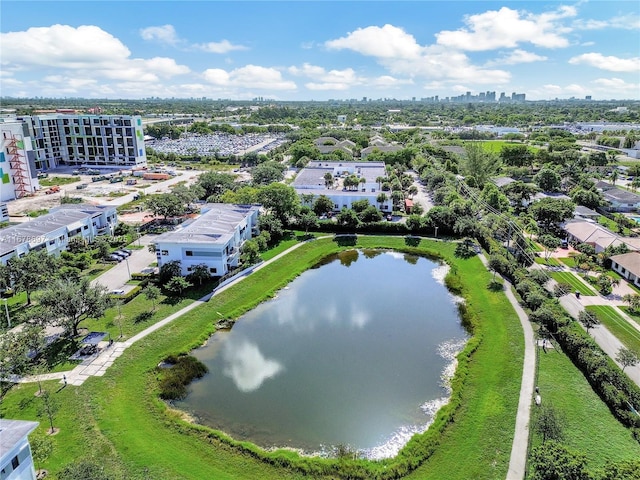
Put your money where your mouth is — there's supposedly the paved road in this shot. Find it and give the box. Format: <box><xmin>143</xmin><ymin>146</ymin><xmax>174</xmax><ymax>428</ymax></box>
<box><xmin>559</xmin><ymin>293</ymin><xmax>640</xmax><ymax>386</ymax></box>
<box><xmin>91</xmin><ymin>235</ymin><xmax>157</xmax><ymax>292</ymax></box>
<box><xmin>408</xmin><ymin>171</ymin><xmax>434</xmax><ymax>212</ymax></box>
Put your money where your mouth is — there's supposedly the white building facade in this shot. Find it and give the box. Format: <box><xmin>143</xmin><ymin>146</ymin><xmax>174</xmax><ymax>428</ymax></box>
<box><xmin>0</xmin><ymin>204</ymin><xmax>118</xmax><ymax>265</ymax></box>
<box><xmin>0</xmin><ymin>419</ymin><xmax>39</xmax><ymax>480</ymax></box>
<box><xmin>6</xmin><ymin>114</ymin><xmax>147</xmax><ymax>170</ymax></box>
<box><xmin>153</xmin><ymin>204</ymin><xmax>260</xmax><ymax>277</ymax></box>
<box><xmin>293</xmin><ymin>161</ymin><xmax>393</xmax><ymax>212</ymax></box>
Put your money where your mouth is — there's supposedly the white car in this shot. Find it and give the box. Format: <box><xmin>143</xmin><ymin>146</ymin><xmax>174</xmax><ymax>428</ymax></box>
<box><xmin>112</xmin><ymin>289</ymin><xmax>125</xmax><ymax>295</ymax></box>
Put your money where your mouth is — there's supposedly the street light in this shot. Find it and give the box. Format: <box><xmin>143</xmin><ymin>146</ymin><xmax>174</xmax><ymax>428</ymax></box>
<box><xmin>136</xmin><ymin>226</ymin><xmax>141</xmax><ymax>247</ymax></box>
<box><xmin>3</xmin><ymin>298</ymin><xmax>10</xmax><ymax>329</ymax></box>
<box><xmin>124</xmin><ymin>257</ymin><xmax>131</xmax><ymax>280</ymax></box>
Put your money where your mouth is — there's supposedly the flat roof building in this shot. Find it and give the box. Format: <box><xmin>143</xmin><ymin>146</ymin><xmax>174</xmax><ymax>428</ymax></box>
<box><xmin>0</xmin><ymin>419</ymin><xmax>39</xmax><ymax>480</ymax></box>
<box><xmin>153</xmin><ymin>203</ymin><xmax>260</xmax><ymax>277</ymax></box>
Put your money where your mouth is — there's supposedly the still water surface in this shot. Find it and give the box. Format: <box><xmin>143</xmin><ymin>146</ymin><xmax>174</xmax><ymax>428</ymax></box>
<box><xmin>176</xmin><ymin>250</ymin><xmax>468</xmax><ymax>458</ymax></box>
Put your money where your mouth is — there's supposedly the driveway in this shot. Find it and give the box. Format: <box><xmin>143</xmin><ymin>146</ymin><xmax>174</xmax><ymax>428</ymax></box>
<box><xmin>91</xmin><ymin>234</ymin><xmax>157</xmax><ymax>292</ymax></box>
<box><xmin>408</xmin><ymin>171</ymin><xmax>434</xmax><ymax>212</ymax></box>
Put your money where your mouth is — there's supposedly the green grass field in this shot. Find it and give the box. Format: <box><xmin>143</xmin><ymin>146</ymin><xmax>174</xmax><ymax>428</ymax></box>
<box><xmin>530</xmin><ymin>341</ymin><xmax>640</xmax><ymax>474</ymax></box>
<box><xmin>585</xmin><ymin>305</ymin><xmax>640</xmax><ymax>352</ymax></box>
<box><xmin>0</xmin><ymin>236</ymin><xmax>524</xmax><ymax>480</ymax></box>
<box><xmin>39</xmin><ymin>176</ymin><xmax>81</xmax><ymax>186</ymax></box>
<box><xmin>549</xmin><ymin>271</ymin><xmax>597</xmax><ymax>296</ymax></box>
<box><xmin>534</xmin><ymin>256</ymin><xmax>562</xmax><ymax>267</ymax></box>
<box><xmin>558</xmin><ymin>256</ymin><xmax>577</xmax><ymax>268</ymax></box>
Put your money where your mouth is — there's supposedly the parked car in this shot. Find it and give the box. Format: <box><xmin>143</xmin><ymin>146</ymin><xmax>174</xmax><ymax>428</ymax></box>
<box><xmin>107</xmin><ymin>254</ymin><xmax>123</xmax><ymax>262</ymax></box>
<box><xmin>114</xmin><ymin>250</ymin><xmax>130</xmax><ymax>257</ymax></box>
<box><xmin>112</xmin><ymin>289</ymin><xmax>125</xmax><ymax>295</ymax></box>
<box><xmin>120</xmin><ymin>248</ymin><xmax>133</xmax><ymax>255</ymax></box>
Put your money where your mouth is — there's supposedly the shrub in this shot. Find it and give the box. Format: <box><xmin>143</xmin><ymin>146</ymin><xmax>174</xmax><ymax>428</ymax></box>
<box><xmin>110</xmin><ymin>286</ymin><xmax>141</xmax><ymax>304</ymax></box>
<box><xmin>158</xmin><ymin>354</ymin><xmax>208</xmax><ymax>400</ymax></box>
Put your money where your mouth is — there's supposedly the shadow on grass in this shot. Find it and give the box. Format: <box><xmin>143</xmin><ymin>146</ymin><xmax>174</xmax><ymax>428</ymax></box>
<box><xmin>41</xmin><ymin>338</ymin><xmax>80</xmax><ymax>369</ymax></box>
<box><xmin>134</xmin><ymin>311</ymin><xmax>154</xmax><ymax>324</ymax></box>
<box><xmin>333</xmin><ymin>234</ymin><xmax>357</xmax><ymax>247</ymax></box>
<box><xmin>404</xmin><ymin>236</ymin><xmax>421</xmax><ymax>247</ymax></box>
<box><xmin>488</xmin><ymin>280</ymin><xmax>504</xmax><ymax>291</ymax></box>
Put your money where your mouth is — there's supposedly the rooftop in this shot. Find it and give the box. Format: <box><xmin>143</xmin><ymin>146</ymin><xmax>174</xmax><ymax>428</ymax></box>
<box><xmin>153</xmin><ymin>203</ymin><xmax>260</xmax><ymax>245</ymax></box>
<box><xmin>0</xmin><ymin>419</ymin><xmax>39</xmax><ymax>460</ymax></box>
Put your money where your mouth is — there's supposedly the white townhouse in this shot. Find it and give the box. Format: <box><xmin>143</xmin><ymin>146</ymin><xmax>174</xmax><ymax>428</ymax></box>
<box><xmin>293</xmin><ymin>161</ymin><xmax>393</xmax><ymax>212</ymax></box>
<box><xmin>153</xmin><ymin>203</ymin><xmax>260</xmax><ymax>277</ymax></box>
<box><xmin>0</xmin><ymin>204</ymin><xmax>118</xmax><ymax>265</ymax></box>
<box><xmin>0</xmin><ymin>419</ymin><xmax>39</xmax><ymax>480</ymax></box>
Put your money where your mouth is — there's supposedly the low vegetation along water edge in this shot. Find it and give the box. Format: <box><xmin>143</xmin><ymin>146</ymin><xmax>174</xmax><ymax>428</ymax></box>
<box><xmin>1</xmin><ymin>236</ymin><xmax>523</xmax><ymax>479</ymax></box>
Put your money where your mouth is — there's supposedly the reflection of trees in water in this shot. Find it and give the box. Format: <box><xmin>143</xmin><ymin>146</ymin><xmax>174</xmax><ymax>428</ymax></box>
<box><xmin>338</xmin><ymin>250</ymin><xmax>359</xmax><ymax>267</ymax></box>
<box><xmin>403</xmin><ymin>254</ymin><xmax>419</xmax><ymax>265</ymax></box>
<box><xmin>361</xmin><ymin>249</ymin><xmax>382</xmax><ymax>259</ymax></box>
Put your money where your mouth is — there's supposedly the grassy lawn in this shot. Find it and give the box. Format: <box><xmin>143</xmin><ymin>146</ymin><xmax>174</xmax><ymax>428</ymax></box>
<box><xmin>534</xmin><ymin>256</ymin><xmax>561</xmax><ymax>267</ymax></box>
<box><xmin>586</xmin><ymin>305</ymin><xmax>640</xmax><ymax>352</ymax></box>
<box><xmin>39</xmin><ymin>176</ymin><xmax>81</xmax><ymax>187</ymax></box>
<box><xmin>0</xmin><ymin>236</ymin><xmax>523</xmax><ymax>480</ymax></box>
<box><xmin>598</xmin><ymin>215</ymin><xmax>632</xmax><ymax>236</ymax></box>
<box><xmin>558</xmin><ymin>256</ymin><xmax>577</xmax><ymax>268</ymax></box>
<box><xmin>529</xmin><ymin>342</ymin><xmax>640</xmax><ymax>473</ymax></box>
<box><xmin>549</xmin><ymin>271</ymin><xmax>597</xmax><ymax>296</ymax></box>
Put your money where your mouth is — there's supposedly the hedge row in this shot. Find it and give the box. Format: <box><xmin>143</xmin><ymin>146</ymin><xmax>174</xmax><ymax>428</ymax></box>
<box><xmin>110</xmin><ymin>285</ymin><xmax>142</xmax><ymax>304</ymax></box>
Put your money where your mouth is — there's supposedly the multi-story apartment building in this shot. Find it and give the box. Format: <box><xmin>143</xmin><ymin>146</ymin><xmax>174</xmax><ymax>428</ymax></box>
<box><xmin>9</xmin><ymin>114</ymin><xmax>147</xmax><ymax>170</ymax></box>
<box><xmin>0</xmin><ymin>121</ymin><xmax>40</xmax><ymax>202</ymax></box>
<box><xmin>0</xmin><ymin>419</ymin><xmax>39</xmax><ymax>480</ymax></box>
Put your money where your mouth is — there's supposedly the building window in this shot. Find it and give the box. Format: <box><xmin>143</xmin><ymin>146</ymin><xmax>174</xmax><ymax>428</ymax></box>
<box><xmin>161</xmin><ymin>250</ymin><xmax>168</xmax><ymax>256</ymax></box>
<box><xmin>11</xmin><ymin>456</ymin><xmax>19</xmax><ymax>469</ymax></box>
<box><xmin>209</xmin><ymin>267</ymin><xmax>217</xmax><ymax>273</ymax></box>
<box><xmin>187</xmin><ymin>267</ymin><xmax>193</xmax><ymax>272</ymax></box>
<box><xmin>185</xmin><ymin>251</ymin><xmax>193</xmax><ymax>256</ymax></box>
<box><xmin>49</xmin><ymin>240</ymin><xmax>55</xmax><ymax>245</ymax></box>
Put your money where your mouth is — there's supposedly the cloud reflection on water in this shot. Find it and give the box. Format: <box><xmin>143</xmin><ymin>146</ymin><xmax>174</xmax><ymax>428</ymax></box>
<box><xmin>222</xmin><ymin>338</ymin><xmax>284</xmax><ymax>392</ymax></box>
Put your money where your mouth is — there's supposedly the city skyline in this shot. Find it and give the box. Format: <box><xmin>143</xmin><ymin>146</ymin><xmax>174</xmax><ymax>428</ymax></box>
<box><xmin>1</xmin><ymin>1</ymin><xmax>639</xmax><ymax>101</ymax></box>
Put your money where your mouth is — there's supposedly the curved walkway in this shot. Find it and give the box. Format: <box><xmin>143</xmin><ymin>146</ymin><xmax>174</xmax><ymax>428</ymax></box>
<box><xmin>16</xmin><ymin>239</ymin><xmax>315</xmax><ymax>387</ymax></box>
<box><xmin>478</xmin><ymin>255</ymin><xmax>536</xmax><ymax>480</ymax></box>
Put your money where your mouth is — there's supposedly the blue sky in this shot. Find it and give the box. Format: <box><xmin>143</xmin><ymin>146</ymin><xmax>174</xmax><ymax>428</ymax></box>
<box><xmin>1</xmin><ymin>1</ymin><xmax>639</xmax><ymax>101</ymax></box>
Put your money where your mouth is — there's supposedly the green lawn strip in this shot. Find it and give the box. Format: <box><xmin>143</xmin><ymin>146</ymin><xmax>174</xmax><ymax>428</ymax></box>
<box><xmin>533</xmin><ymin>256</ymin><xmax>562</xmax><ymax>267</ymax></box>
<box><xmin>549</xmin><ymin>271</ymin><xmax>597</xmax><ymax>296</ymax></box>
<box><xmin>585</xmin><ymin>305</ymin><xmax>640</xmax><ymax>352</ymax></box>
<box><xmin>39</xmin><ymin>176</ymin><xmax>81</xmax><ymax>187</ymax></box>
<box><xmin>529</xmin><ymin>343</ymin><xmax>640</xmax><ymax>474</ymax></box>
<box><xmin>619</xmin><ymin>306</ymin><xmax>640</xmax><ymax>328</ymax></box>
<box><xmin>1</xmin><ymin>236</ymin><xmax>522</xmax><ymax>479</ymax></box>
<box><xmin>402</xmin><ymin>252</ymin><xmax>523</xmax><ymax>479</ymax></box>
<box><xmin>558</xmin><ymin>256</ymin><xmax>577</xmax><ymax>268</ymax></box>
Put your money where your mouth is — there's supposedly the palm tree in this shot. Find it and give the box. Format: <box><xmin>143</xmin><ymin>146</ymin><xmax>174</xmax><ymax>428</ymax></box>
<box><xmin>610</xmin><ymin>169</ymin><xmax>619</xmax><ymax>185</ymax></box>
<box><xmin>376</xmin><ymin>192</ymin><xmax>388</xmax><ymax>211</ymax></box>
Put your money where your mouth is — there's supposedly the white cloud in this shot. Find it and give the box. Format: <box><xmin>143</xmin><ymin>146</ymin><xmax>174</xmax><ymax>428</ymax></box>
<box><xmin>0</xmin><ymin>24</ymin><xmax>190</xmax><ymax>84</ymax></box>
<box><xmin>0</xmin><ymin>25</ymin><xmax>131</xmax><ymax>69</ymax></box>
<box><xmin>435</xmin><ymin>6</ymin><xmax>575</xmax><ymax>51</ymax></box>
<box><xmin>222</xmin><ymin>339</ymin><xmax>283</xmax><ymax>393</ymax></box>
<box><xmin>196</xmin><ymin>40</ymin><xmax>248</xmax><ymax>54</ymax></box>
<box><xmin>593</xmin><ymin>77</ymin><xmax>640</xmax><ymax>95</ymax></box>
<box><xmin>486</xmin><ymin>49</ymin><xmax>548</xmax><ymax>66</ymax></box>
<box><xmin>139</xmin><ymin>25</ymin><xmax>179</xmax><ymax>45</ymax></box>
<box><xmin>326</xmin><ymin>24</ymin><xmax>422</xmax><ymax>59</ymax></box>
<box><xmin>203</xmin><ymin>65</ymin><xmax>296</xmax><ymax>90</ymax></box>
<box><xmin>569</xmin><ymin>53</ymin><xmax>640</xmax><ymax>72</ymax></box>
<box><xmin>573</xmin><ymin>14</ymin><xmax>640</xmax><ymax>31</ymax></box>
<box><xmin>369</xmin><ymin>76</ymin><xmax>414</xmax><ymax>88</ymax></box>
<box><xmin>290</xmin><ymin>63</ymin><xmax>361</xmax><ymax>91</ymax></box>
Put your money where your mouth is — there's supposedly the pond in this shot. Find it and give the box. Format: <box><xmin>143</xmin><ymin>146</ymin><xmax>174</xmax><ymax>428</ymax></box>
<box><xmin>176</xmin><ymin>249</ymin><xmax>468</xmax><ymax>458</ymax></box>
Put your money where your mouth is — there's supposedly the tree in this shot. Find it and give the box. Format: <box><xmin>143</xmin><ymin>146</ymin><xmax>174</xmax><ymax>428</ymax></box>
<box><xmin>570</xmin><ymin>187</ymin><xmax>603</xmax><ymax>210</ymax></box>
<box><xmin>405</xmin><ymin>214</ymin><xmax>423</xmax><ymax>231</ymax></box>
<box><xmin>257</xmin><ymin>183</ymin><xmax>300</xmax><ymax>224</ymax></box>
<box><xmin>8</xmin><ymin>250</ymin><xmax>59</xmax><ymax>305</ymax></box>
<box><xmin>187</xmin><ymin>263</ymin><xmax>210</xmax><ymax>286</ymax></box>
<box><xmin>534</xmin><ymin>168</ymin><xmax>562</xmax><ymax>192</ymax></box>
<box><xmin>143</xmin><ymin>284</ymin><xmax>161</xmax><ymax>311</ymax></box>
<box><xmin>251</xmin><ymin>161</ymin><xmax>286</xmax><ymax>186</ymax></box>
<box><xmin>38</xmin><ymin>389</ymin><xmax>59</xmax><ymax>434</ymax></box>
<box><xmin>359</xmin><ymin>206</ymin><xmax>382</xmax><ymax>223</ymax></box>
<box><xmin>324</xmin><ymin>172</ymin><xmax>334</xmax><ymax>188</ymax></box>
<box><xmin>459</xmin><ymin>141</ymin><xmax>501</xmax><ymax>188</ymax></box>
<box><xmin>376</xmin><ymin>192</ymin><xmax>388</xmax><ymax>210</ymax></box>
<box><xmin>30</xmin><ymin>434</ymin><xmax>54</xmax><ymax>477</ymax></box>
<box><xmin>615</xmin><ymin>347</ymin><xmax>640</xmax><ymax>372</ymax></box>
<box><xmin>578</xmin><ymin>310</ymin><xmax>600</xmax><ymax>334</ymax></box>
<box><xmin>298</xmin><ymin>211</ymin><xmax>319</xmax><ymax>234</ymax></box>
<box><xmin>39</xmin><ymin>278</ymin><xmax>112</xmax><ymax>338</ymax></box>
<box><xmin>336</xmin><ymin>208</ymin><xmax>360</xmax><ymax>228</ymax></box>
<box><xmin>538</xmin><ymin>234</ymin><xmax>562</xmax><ymax>262</ymax></box>
<box><xmin>258</xmin><ymin>214</ymin><xmax>284</xmax><ymax>242</ymax></box>
<box><xmin>146</xmin><ymin>193</ymin><xmax>185</xmax><ymax>219</ymax></box>
<box><xmin>165</xmin><ymin>276</ymin><xmax>192</xmax><ymax>296</ymax></box>
<box><xmin>313</xmin><ymin>195</ymin><xmax>334</xmax><ymax>216</ymax></box>
<box><xmin>93</xmin><ymin>237</ymin><xmax>110</xmax><ymax>260</ymax></box>
<box><xmin>196</xmin><ymin>172</ymin><xmax>236</xmax><ymax>199</ymax></box>
<box><xmin>240</xmin><ymin>239</ymin><xmax>261</xmax><ymax>265</ymax></box>
<box><xmin>529</xmin><ymin>198</ymin><xmax>575</xmax><ymax>233</ymax></box>
<box><xmin>158</xmin><ymin>260</ymin><xmax>182</xmax><ymax>285</ymax></box>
